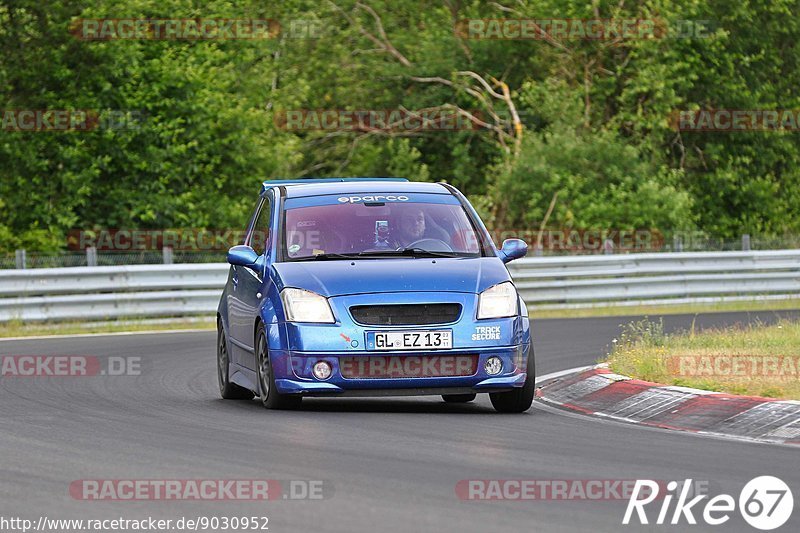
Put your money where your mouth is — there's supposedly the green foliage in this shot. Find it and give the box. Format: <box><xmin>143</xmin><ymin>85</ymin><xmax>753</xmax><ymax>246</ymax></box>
<box><xmin>607</xmin><ymin>319</ymin><xmax>800</xmax><ymax>400</ymax></box>
<box><xmin>490</xmin><ymin>81</ymin><xmax>694</xmax><ymax>230</ymax></box>
<box><xmin>0</xmin><ymin>0</ymin><xmax>798</xmax><ymax>252</ymax></box>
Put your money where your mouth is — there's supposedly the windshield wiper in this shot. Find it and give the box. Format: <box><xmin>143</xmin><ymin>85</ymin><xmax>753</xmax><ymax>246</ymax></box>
<box><xmin>357</xmin><ymin>248</ymin><xmax>459</xmax><ymax>258</ymax></box>
<box><xmin>292</xmin><ymin>248</ymin><xmax>459</xmax><ymax>261</ymax></box>
<box><xmin>292</xmin><ymin>253</ymin><xmax>360</xmax><ymax>261</ymax></box>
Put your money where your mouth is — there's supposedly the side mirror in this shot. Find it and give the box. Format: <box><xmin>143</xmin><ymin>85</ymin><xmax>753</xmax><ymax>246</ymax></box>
<box><xmin>227</xmin><ymin>245</ymin><xmax>260</xmax><ymax>269</ymax></box>
<box><xmin>499</xmin><ymin>238</ymin><xmax>528</xmax><ymax>263</ymax></box>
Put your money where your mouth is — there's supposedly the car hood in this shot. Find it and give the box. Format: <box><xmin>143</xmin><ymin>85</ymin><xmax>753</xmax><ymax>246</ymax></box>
<box><xmin>271</xmin><ymin>257</ymin><xmax>510</xmax><ymax>297</ymax></box>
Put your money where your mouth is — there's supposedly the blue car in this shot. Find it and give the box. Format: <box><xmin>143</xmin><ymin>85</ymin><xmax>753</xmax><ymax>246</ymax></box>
<box><xmin>216</xmin><ymin>178</ymin><xmax>534</xmax><ymax>412</ymax></box>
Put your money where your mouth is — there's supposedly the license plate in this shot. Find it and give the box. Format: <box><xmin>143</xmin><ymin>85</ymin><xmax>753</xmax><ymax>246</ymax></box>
<box><xmin>369</xmin><ymin>330</ymin><xmax>452</xmax><ymax>351</ymax></box>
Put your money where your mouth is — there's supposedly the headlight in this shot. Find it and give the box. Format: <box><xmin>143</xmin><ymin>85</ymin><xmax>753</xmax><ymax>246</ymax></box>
<box><xmin>477</xmin><ymin>282</ymin><xmax>518</xmax><ymax>319</ymax></box>
<box><xmin>281</xmin><ymin>288</ymin><xmax>335</xmax><ymax>323</ymax></box>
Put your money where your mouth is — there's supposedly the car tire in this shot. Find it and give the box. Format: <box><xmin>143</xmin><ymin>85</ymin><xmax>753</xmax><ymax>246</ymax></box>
<box><xmin>489</xmin><ymin>345</ymin><xmax>536</xmax><ymax>413</ymax></box>
<box><xmin>255</xmin><ymin>324</ymin><xmax>302</xmax><ymax>410</ymax></box>
<box><xmin>442</xmin><ymin>393</ymin><xmax>477</xmax><ymax>403</ymax></box>
<box><xmin>217</xmin><ymin>322</ymin><xmax>254</xmax><ymax>400</ymax></box>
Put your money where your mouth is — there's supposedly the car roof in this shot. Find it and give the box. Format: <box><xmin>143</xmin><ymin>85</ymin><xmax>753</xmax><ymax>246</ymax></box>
<box><xmin>262</xmin><ymin>178</ymin><xmax>451</xmax><ymax>198</ymax></box>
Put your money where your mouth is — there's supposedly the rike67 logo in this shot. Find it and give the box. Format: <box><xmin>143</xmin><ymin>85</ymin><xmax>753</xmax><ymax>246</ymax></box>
<box><xmin>624</xmin><ymin>476</ymin><xmax>793</xmax><ymax>530</ymax></box>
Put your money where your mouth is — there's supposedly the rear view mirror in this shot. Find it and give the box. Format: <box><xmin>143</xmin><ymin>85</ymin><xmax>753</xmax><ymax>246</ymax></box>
<box><xmin>227</xmin><ymin>245</ymin><xmax>260</xmax><ymax>268</ymax></box>
<box><xmin>499</xmin><ymin>239</ymin><xmax>528</xmax><ymax>263</ymax></box>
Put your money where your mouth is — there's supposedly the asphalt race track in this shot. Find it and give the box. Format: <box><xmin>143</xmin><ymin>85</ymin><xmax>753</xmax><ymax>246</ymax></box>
<box><xmin>1</xmin><ymin>311</ymin><xmax>799</xmax><ymax>533</ymax></box>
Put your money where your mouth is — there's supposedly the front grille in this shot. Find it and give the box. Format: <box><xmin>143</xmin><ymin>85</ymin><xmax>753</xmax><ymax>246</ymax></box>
<box><xmin>350</xmin><ymin>304</ymin><xmax>462</xmax><ymax>326</ymax></box>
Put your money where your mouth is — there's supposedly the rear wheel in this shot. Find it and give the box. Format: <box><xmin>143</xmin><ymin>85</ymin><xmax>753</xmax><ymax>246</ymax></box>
<box><xmin>255</xmin><ymin>324</ymin><xmax>302</xmax><ymax>410</ymax></box>
<box><xmin>490</xmin><ymin>346</ymin><xmax>536</xmax><ymax>413</ymax></box>
<box><xmin>217</xmin><ymin>322</ymin><xmax>253</xmax><ymax>400</ymax></box>
<box><xmin>442</xmin><ymin>393</ymin><xmax>477</xmax><ymax>403</ymax></box>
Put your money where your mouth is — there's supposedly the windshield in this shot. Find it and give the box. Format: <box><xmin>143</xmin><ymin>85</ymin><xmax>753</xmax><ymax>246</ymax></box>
<box><xmin>283</xmin><ymin>197</ymin><xmax>486</xmax><ymax>260</ymax></box>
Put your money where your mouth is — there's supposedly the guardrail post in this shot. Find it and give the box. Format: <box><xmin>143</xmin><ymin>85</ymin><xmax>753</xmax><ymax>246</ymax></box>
<box><xmin>673</xmin><ymin>235</ymin><xmax>683</xmax><ymax>252</ymax></box>
<box><xmin>163</xmin><ymin>246</ymin><xmax>174</xmax><ymax>264</ymax></box>
<box><xmin>15</xmin><ymin>249</ymin><xmax>26</xmax><ymax>269</ymax></box>
<box><xmin>86</xmin><ymin>246</ymin><xmax>97</xmax><ymax>267</ymax></box>
<box><xmin>742</xmin><ymin>234</ymin><xmax>751</xmax><ymax>251</ymax></box>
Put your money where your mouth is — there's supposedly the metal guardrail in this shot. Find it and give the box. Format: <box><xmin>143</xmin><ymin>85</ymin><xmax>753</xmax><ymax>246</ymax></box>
<box><xmin>507</xmin><ymin>250</ymin><xmax>800</xmax><ymax>308</ymax></box>
<box><xmin>0</xmin><ymin>264</ymin><xmax>227</xmax><ymax>322</ymax></box>
<box><xmin>1</xmin><ymin>251</ymin><xmax>799</xmax><ymax>321</ymax></box>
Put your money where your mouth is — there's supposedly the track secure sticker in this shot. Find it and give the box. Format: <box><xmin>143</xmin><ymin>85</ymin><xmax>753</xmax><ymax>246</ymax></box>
<box><xmin>472</xmin><ymin>326</ymin><xmax>501</xmax><ymax>341</ymax></box>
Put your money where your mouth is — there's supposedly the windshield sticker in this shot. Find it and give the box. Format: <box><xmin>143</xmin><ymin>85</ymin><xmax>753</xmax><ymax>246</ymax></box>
<box><xmin>338</xmin><ymin>195</ymin><xmax>409</xmax><ymax>203</ymax></box>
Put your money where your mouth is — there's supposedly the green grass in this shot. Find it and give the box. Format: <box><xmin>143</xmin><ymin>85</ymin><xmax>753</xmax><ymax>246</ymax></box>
<box><xmin>529</xmin><ymin>298</ymin><xmax>800</xmax><ymax>319</ymax></box>
<box><xmin>606</xmin><ymin>318</ymin><xmax>800</xmax><ymax>400</ymax></box>
<box><xmin>0</xmin><ymin>317</ymin><xmax>215</xmax><ymax>338</ymax></box>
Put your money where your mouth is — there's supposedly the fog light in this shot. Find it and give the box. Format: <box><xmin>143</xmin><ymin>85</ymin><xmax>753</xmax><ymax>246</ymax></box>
<box><xmin>484</xmin><ymin>356</ymin><xmax>502</xmax><ymax>376</ymax></box>
<box><xmin>312</xmin><ymin>361</ymin><xmax>332</xmax><ymax>380</ymax></box>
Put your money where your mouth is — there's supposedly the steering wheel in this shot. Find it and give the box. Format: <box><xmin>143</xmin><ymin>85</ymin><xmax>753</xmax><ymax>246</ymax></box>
<box><xmin>400</xmin><ymin>238</ymin><xmax>454</xmax><ymax>253</ymax></box>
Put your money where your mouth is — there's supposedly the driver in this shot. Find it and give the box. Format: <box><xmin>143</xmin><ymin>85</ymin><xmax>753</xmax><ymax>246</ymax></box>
<box><xmin>395</xmin><ymin>207</ymin><xmax>449</xmax><ymax>247</ymax></box>
<box><xmin>398</xmin><ymin>208</ymin><xmax>426</xmax><ymax>245</ymax></box>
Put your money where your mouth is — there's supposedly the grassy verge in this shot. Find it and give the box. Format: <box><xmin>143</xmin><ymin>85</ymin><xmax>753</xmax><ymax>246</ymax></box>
<box><xmin>0</xmin><ymin>317</ymin><xmax>216</xmax><ymax>339</ymax></box>
<box><xmin>606</xmin><ymin>319</ymin><xmax>800</xmax><ymax>400</ymax></box>
<box><xmin>529</xmin><ymin>298</ymin><xmax>800</xmax><ymax>319</ymax></box>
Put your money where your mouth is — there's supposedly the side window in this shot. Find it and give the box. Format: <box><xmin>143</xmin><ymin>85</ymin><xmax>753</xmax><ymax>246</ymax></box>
<box><xmin>249</xmin><ymin>197</ymin><xmax>272</xmax><ymax>256</ymax></box>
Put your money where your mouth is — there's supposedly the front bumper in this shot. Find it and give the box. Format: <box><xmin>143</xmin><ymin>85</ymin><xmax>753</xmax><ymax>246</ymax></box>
<box><xmin>270</xmin><ymin>345</ymin><xmax>529</xmax><ymax>396</ymax></box>
<box><xmin>263</xmin><ymin>290</ymin><xmax>531</xmax><ymax>396</ymax></box>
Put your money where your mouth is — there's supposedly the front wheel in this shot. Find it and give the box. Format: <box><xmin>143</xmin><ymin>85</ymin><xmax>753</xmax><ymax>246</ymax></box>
<box><xmin>217</xmin><ymin>322</ymin><xmax>253</xmax><ymax>400</ymax></box>
<box><xmin>490</xmin><ymin>346</ymin><xmax>536</xmax><ymax>413</ymax></box>
<box><xmin>255</xmin><ymin>324</ymin><xmax>302</xmax><ymax>410</ymax></box>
